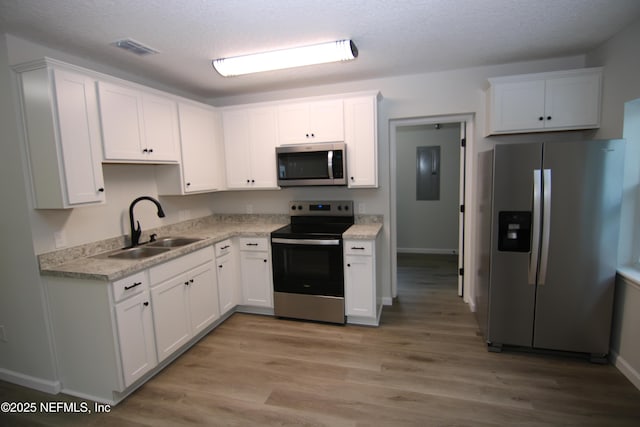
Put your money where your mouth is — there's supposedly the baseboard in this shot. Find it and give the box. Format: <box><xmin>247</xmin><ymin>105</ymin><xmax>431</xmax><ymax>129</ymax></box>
<box><xmin>397</xmin><ymin>247</ymin><xmax>457</xmax><ymax>255</ymax></box>
<box><xmin>0</xmin><ymin>368</ymin><xmax>61</xmax><ymax>395</ymax></box>
<box><xmin>610</xmin><ymin>350</ymin><xmax>640</xmax><ymax>391</ymax></box>
<box><xmin>382</xmin><ymin>296</ymin><xmax>393</xmax><ymax>306</ymax></box>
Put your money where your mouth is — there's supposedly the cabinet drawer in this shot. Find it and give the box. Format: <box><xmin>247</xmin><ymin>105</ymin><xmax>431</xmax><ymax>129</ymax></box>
<box><xmin>239</xmin><ymin>237</ymin><xmax>268</xmax><ymax>251</ymax></box>
<box><xmin>215</xmin><ymin>239</ymin><xmax>233</xmax><ymax>257</ymax></box>
<box><xmin>344</xmin><ymin>241</ymin><xmax>373</xmax><ymax>256</ymax></box>
<box><xmin>112</xmin><ymin>270</ymin><xmax>149</xmax><ymax>302</ymax></box>
<box><xmin>150</xmin><ymin>246</ymin><xmax>214</xmax><ymax>285</ymax></box>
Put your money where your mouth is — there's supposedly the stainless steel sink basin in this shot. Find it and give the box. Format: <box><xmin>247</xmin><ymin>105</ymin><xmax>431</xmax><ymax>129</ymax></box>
<box><xmin>146</xmin><ymin>237</ymin><xmax>202</xmax><ymax>248</ymax></box>
<box><xmin>104</xmin><ymin>246</ymin><xmax>171</xmax><ymax>260</ymax></box>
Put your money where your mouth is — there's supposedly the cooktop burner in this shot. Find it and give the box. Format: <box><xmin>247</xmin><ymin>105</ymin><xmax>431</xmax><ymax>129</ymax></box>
<box><xmin>271</xmin><ymin>200</ymin><xmax>354</xmax><ymax>239</ymax></box>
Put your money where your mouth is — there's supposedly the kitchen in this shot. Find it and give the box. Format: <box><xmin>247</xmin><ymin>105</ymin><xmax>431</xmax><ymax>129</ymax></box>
<box><xmin>2</xmin><ymin>0</ymin><xmax>640</xmax><ymax>424</ymax></box>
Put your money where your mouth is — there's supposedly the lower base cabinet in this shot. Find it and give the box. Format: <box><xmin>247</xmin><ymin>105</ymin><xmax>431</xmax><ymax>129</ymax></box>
<box><xmin>238</xmin><ymin>237</ymin><xmax>273</xmax><ymax>309</ymax></box>
<box><xmin>150</xmin><ymin>247</ymin><xmax>219</xmax><ymax>362</ymax></box>
<box><xmin>344</xmin><ymin>236</ymin><xmax>382</xmax><ymax>326</ymax></box>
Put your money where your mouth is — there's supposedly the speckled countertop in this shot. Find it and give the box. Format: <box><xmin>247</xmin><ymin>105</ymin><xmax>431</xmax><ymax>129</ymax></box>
<box><xmin>39</xmin><ymin>214</ymin><xmax>383</xmax><ymax>282</ymax></box>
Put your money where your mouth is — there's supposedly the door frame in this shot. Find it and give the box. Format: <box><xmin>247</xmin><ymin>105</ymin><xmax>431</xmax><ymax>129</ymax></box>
<box><xmin>389</xmin><ymin>114</ymin><xmax>474</xmax><ymax>302</ymax></box>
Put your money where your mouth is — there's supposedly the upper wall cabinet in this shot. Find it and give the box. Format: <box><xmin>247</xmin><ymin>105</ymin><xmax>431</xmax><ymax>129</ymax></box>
<box><xmin>157</xmin><ymin>102</ymin><xmax>225</xmax><ymax>195</ymax></box>
<box><xmin>222</xmin><ymin>107</ymin><xmax>279</xmax><ymax>190</ymax></box>
<box><xmin>486</xmin><ymin>68</ymin><xmax>602</xmax><ymax>135</ymax></box>
<box><xmin>345</xmin><ymin>95</ymin><xmax>379</xmax><ymax>188</ymax></box>
<box><xmin>97</xmin><ymin>81</ymin><xmax>180</xmax><ymax>163</ymax></box>
<box><xmin>15</xmin><ymin>59</ymin><xmax>106</xmax><ymax>209</ymax></box>
<box><xmin>278</xmin><ymin>99</ymin><xmax>344</xmax><ymax>144</ymax></box>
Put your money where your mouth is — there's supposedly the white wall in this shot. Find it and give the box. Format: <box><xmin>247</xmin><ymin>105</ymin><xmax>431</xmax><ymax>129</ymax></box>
<box><xmin>0</xmin><ymin>34</ymin><xmax>58</xmax><ymax>391</ymax></box>
<box><xmin>396</xmin><ymin>124</ymin><xmax>460</xmax><ymax>253</ymax></box>
<box><xmin>586</xmin><ymin>18</ymin><xmax>640</xmax><ymax>388</ymax></box>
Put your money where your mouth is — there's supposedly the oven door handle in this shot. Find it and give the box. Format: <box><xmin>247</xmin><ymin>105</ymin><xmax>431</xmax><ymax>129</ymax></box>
<box><xmin>272</xmin><ymin>238</ymin><xmax>341</xmax><ymax>246</ymax></box>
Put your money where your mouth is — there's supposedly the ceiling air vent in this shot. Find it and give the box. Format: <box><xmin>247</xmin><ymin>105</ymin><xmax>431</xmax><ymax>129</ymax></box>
<box><xmin>112</xmin><ymin>38</ymin><xmax>159</xmax><ymax>56</ymax></box>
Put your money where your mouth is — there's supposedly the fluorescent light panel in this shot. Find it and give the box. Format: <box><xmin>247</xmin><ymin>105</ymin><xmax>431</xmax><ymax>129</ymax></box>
<box><xmin>213</xmin><ymin>39</ymin><xmax>358</xmax><ymax>77</ymax></box>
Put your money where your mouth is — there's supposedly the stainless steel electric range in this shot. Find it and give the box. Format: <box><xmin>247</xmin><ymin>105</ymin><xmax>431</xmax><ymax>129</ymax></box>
<box><xmin>271</xmin><ymin>200</ymin><xmax>354</xmax><ymax>324</ymax></box>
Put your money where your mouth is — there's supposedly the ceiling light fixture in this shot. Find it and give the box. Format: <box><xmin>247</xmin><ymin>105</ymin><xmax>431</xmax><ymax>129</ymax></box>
<box><xmin>212</xmin><ymin>39</ymin><xmax>358</xmax><ymax>77</ymax></box>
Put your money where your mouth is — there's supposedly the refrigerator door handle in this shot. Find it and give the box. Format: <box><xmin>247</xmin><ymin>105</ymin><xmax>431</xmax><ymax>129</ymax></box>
<box><xmin>538</xmin><ymin>169</ymin><xmax>552</xmax><ymax>286</ymax></box>
<box><xmin>529</xmin><ymin>169</ymin><xmax>542</xmax><ymax>285</ymax></box>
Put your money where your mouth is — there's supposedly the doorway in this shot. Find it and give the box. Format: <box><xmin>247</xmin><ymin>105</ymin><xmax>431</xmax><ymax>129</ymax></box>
<box><xmin>390</xmin><ymin>114</ymin><xmax>472</xmax><ymax>301</ymax></box>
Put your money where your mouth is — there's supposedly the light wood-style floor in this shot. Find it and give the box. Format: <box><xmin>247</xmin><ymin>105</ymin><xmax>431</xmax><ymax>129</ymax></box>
<box><xmin>2</xmin><ymin>253</ymin><xmax>640</xmax><ymax>426</ymax></box>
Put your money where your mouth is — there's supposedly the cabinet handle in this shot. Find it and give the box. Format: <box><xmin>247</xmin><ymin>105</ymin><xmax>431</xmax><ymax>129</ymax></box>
<box><xmin>311</xmin><ymin>133</ymin><xmax>315</xmax><ymax>137</ymax></box>
<box><xmin>124</xmin><ymin>282</ymin><xmax>142</xmax><ymax>290</ymax></box>
<box><xmin>186</xmin><ymin>182</ymin><xmax>191</xmax><ymax>187</ymax></box>
<box><xmin>221</xmin><ymin>245</ymin><xmax>230</xmax><ymax>250</ymax></box>
<box><xmin>190</xmin><ymin>279</ymin><xmax>194</xmax><ymax>283</ymax></box>
<box><xmin>251</xmin><ymin>179</ymin><xmax>255</xmax><ymax>183</ymax></box>
<box><xmin>142</xmin><ymin>148</ymin><xmax>148</xmax><ymax>153</ymax></box>
<box><xmin>547</xmin><ymin>116</ymin><xmax>552</xmax><ymax>121</ymax></box>
<box><xmin>143</xmin><ymin>301</ymin><xmax>149</xmax><ymax>307</ymax></box>
<box><xmin>539</xmin><ymin>116</ymin><xmax>544</xmax><ymax>121</ymax></box>
<box><xmin>305</xmin><ymin>133</ymin><xmax>309</xmax><ymax>138</ymax></box>
<box><xmin>351</xmin><ymin>246</ymin><xmax>366</xmax><ymax>250</ymax></box>
<box><xmin>218</xmin><ymin>264</ymin><xmax>223</xmax><ymax>268</ymax></box>
<box><xmin>246</xmin><ymin>243</ymin><xmax>258</xmax><ymax>246</ymax></box>
<box><xmin>148</xmin><ymin>148</ymin><xmax>154</xmax><ymax>153</ymax></box>
<box><xmin>347</xmin><ymin>263</ymin><xmax>351</xmax><ymax>267</ymax></box>
<box><xmin>263</xmin><ymin>259</ymin><xmax>267</xmax><ymax>263</ymax></box>
<box><xmin>98</xmin><ymin>187</ymin><xmax>105</xmax><ymax>193</ymax></box>
<box><xmin>350</xmin><ymin>176</ymin><xmax>355</xmax><ymax>181</ymax></box>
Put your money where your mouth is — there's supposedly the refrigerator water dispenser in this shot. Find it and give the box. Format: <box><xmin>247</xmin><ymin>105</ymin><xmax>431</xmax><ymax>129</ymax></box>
<box><xmin>498</xmin><ymin>211</ymin><xmax>531</xmax><ymax>252</ymax></box>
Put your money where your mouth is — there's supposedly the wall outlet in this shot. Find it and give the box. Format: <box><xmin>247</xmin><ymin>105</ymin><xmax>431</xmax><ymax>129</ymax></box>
<box><xmin>358</xmin><ymin>203</ymin><xmax>366</xmax><ymax>214</ymax></box>
<box><xmin>179</xmin><ymin>209</ymin><xmax>190</xmax><ymax>222</ymax></box>
<box><xmin>246</xmin><ymin>204</ymin><xmax>253</xmax><ymax>214</ymax></box>
<box><xmin>54</xmin><ymin>231</ymin><xmax>67</xmax><ymax>248</ymax></box>
<box><xmin>0</xmin><ymin>325</ymin><xmax>7</xmax><ymax>343</ymax></box>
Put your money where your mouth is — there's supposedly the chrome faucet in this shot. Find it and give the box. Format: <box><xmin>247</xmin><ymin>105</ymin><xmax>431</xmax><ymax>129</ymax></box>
<box><xmin>129</xmin><ymin>196</ymin><xmax>165</xmax><ymax>247</ymax></box>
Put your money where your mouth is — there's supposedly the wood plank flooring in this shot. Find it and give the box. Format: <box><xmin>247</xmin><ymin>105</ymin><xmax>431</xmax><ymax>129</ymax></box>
<box><xmin>2</xmin><ymin>253</ymin><xmax>640</xmax><ymax>426</ymax></box>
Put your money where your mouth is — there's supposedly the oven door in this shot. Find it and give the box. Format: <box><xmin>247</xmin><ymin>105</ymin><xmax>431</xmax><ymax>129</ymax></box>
<box><xmin>271</xmin><ymin>237</ymin><xmax>344</xmax><ymax>297</ymax></box>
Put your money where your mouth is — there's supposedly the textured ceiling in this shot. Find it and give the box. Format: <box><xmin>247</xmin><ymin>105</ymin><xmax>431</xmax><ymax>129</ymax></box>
<box><xmin>1</xmin><ymin>0</ymin><xmax>640</xmax><ymax>99</ymax></box>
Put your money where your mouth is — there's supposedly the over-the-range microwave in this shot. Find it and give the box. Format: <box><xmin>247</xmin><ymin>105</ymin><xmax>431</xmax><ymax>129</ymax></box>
<box><xmin>276</xmin><ymin>142</ymin><xmax>347</xmax><ymax>187</ymax></box>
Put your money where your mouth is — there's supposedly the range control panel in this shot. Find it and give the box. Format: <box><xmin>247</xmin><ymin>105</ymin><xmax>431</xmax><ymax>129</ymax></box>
<box><xmin>289</xmin><ymin>200</ymin><xmax>354</xmax><ymax>217</ymax></box>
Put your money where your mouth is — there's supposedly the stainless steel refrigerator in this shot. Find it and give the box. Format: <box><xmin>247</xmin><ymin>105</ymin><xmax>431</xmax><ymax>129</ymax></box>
<box><xmin>477</xmin><ymin>139</ymin><xmax>625</xmax><ymax>361</ymax></box>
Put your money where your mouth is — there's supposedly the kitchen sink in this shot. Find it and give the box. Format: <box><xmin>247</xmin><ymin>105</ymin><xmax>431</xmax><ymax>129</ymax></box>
<box><xmin>102</xmin><ymin>246</ymin><xmax>171</xmax><ymax>260</ymax></box>
<box><xmin>146</xmin><ymin>237</ymin><xmax>203</xmax><ymax>248</ymax></box>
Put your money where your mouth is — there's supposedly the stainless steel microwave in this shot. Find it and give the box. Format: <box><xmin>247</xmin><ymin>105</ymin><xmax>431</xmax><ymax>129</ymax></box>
<box><xmin>276</xmin><ymin>143</ymin><xmax>347</xmax><ymax>187</ymax></box>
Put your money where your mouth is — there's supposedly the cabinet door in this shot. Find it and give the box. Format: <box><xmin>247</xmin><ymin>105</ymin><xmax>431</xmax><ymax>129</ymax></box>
<box><xmin>544</xmin><ymin>72</ymin><xmax>601</xmax><ymax>129</ymax></box>
<box><xmin>277</xmin><ymin>103</ymin><xmax>310</xmax><ymax>144</ymax></box>
<box><xmin>240</xmin><ymin>251</ymin><xmax>273</xmax><ymax>308</ymax></box>
<box><xmin>52</xmin><ymin>68</ymin><xmax>106</xmax><ymax>205</ymax></box>
<box><xmin>490</xmin><ymin>80</ymin><xmax>546</xmax><ymax>133</ymax></box>
<box><xmin>309</xmin><ymin>99</ymin><xmax>344</xmax><ymax>142</ymax></box>
<box><xmin>345</xmin><ymin>255</ymin><xmax>374</xmax><ymax>318</ymax></box>
<box><xmin>223</xmin><ymin>109</ymin><xmax>252</xmax><ymax>188</ymax></box>
<box><xmin>187</xmin><ymin>261</ymin><xmax>220</xmax><ymax>334</ymax></box>
<box><xmin>217</xmin><ymin>253</ymin><xmax>238</xmax><ymax>314</ymax></box>
<box><xmin>141</xmin><ymin>93</ymin><xmax>180</xmax><ymax>162</ymax></box>
<box><xmin>248</xmin><ymin>107</ymin><xmax>279</xmax><ymax>188</ymax></box>
<box><xmin>180</xmin><ymin>103</ymin><xmax>222</xmax><ymax>192</ymax></box>
<box><xmin>98</xmin><ymin>81</ymin><xmax>145</xmax><ymax>160</ymax></box>
<box><xmin>151</xmin><ymin>274</ymin><xmax>191</xmax><ymax>362</ymax></box>
<box><xmin>114</xmin><ymin>291</ymin><xmax>157</xmax><ymax>388</ymax></box>
<box><xmin>345</xmin><ymin>96</ymin><xmax>377</xmax><ymax>188</ymax></box>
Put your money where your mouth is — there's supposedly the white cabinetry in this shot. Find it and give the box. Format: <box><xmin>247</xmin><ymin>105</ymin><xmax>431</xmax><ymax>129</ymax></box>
<box><xmin>97</xmin><ymin>81</ymin><xmax>180</xmax><ymax>162</ymax></box>
<box><xmin>222</xmin><ymin>107</ymin><xmax>279</xmax><ymax>189</ymax></box>
<box><xmin>344</xmin><ymin>237</ymin><xmax>382</xmax><ymax>326</ymax></box>
<box><xmin>278</xmin><ymin>99</ymin><xmax>344</xmax><ymax>144</ymax></box>
<box><xmin>15</xmin><ymin>60</ymin><xmax>105</xmax><ymax>208</ymax></box>
<box><xmin>215</xmin><ymin>239</ymin><xmax>239</xmax><ymax>315</ymax></box>
<box><xmin>344</xmin><ymin>95</ymin><xmax>379</xmax><ymax>188</ymax></box>
<box><xmin>157</xmin><ymin>102</ymin><xmax>225</xmax><ymax>194</ymax></box>
<box><xmin>112</xmin><ymin>271</ymin><xmax>157</xmax><ymax>388</ymax></box>
<box><xmin>238</xmin><ymin>237</ymin><xmax>273</xmax><ymax>309</ymax></box>
<box><xmin>45</xmin><ymin>269</ymin><xmax>156</xmax><ymax>403</ymax></box>
<box><xmin>486</xmin><ymin>68</ymin><xmax>602</xmax><ymax>135</ymax></box>
<box><xmin>150</xmin><ymin>246</ymin><xmax>218</xmax><ymax>362</ymax></box>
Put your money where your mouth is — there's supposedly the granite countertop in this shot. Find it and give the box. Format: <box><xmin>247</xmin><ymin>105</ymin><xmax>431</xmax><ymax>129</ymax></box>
<box><xmin>39</xmin><ymin>214</ymin><xmax>383</xmax><ymax>282</ymax></box>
